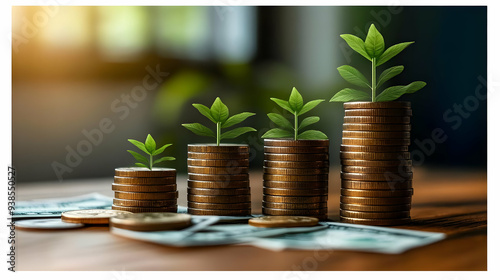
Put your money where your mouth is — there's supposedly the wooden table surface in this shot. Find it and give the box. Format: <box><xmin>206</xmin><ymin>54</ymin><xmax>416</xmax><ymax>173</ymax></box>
<box><xmin>16</xmin><ymin>168</ymin><xmax>487</xmax><ymax>271</ymax></box>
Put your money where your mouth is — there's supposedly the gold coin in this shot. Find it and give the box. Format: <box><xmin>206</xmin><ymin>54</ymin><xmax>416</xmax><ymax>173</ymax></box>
<box><xmin>187</xmin><ymin>194</ymin><xmax>250</xmax><ymax>204</ymax></box>
<box><xmin>187</xmin><ymin>158</ymin><xmax>249</xmax><ymax>167</ymax></box>
<box><xmin>340</xmin><ymin>145</ymin><xmax>408</xmax><ymax>152</ymax></box>
<box><xmin>264</xmin><ymin>174</ymin><xmax>329</xmax><ymax>182</ymax></box>
<box><xmin>342</xmin><ymin>138</ymin><xmax>411</xmax><ymax>146</ymax></box>
<box><xmin>263</xmin><ymin>195</ymin><xmax>328</xmax><ymax>203</ymax></box>
<box><xmin>344</xmin><ymin>116</ymin><xmax>411</xmax><ymax>124</ymax></box>
<box><xmin>187</xmin><ymin>144</ymin><xmax>249</xmax><ymax>153</ymax></box>
<box><xmin>188</xmin><ymin>173</ymin><xmax>249</xmax><ymax>181</ymax></box>
<box><xmin>187</xmin><ymin>202</ymin><xmax>251</xmax><ymax>210</ymax></box>
<box><xmin>341</xmin><ymin>172</ymin><xmax>413</xmax><ymax>181</ymax></box>
<box><xmin>188</xmin><ymin>152</ymin><xmax>248</xmax><ymax>160</ymax></box>
<box><xmin>61</xmin><ymin>209</ymin><xmax>132</xmax><ymax>224</ymax></box>
<box><xmin>248</xmin><ymin>216</ymin><xmax>319</xmax><ymax>228</ymax></box>
<box><xmin>342</xmin><ymin>180</ymin><xmax>412</xmax><ymax>190</ymax></box>
<box><xmin>263</xmin><ymin>167</ymin><xmax>329</xmax><ymax>175</ymax></box>
<box><xmin>264</xmin><ymin>153</ymin><xmax>329</xmax><ymax>162</ymax></box>
<box><xmin>114</xmin><ymin>191</ymin><xmax>178</xmax><ymax>200</ymax></box>
<box><xmin>264</xmin><ymin>146</ymin><xmax>329</xmax><ymax>154</ymax></box>
<box><xmin>112</xmin><ymin>183</ymin><xmax>177</xmax><ymax>193</ymax></box>
<box><xmin>263</xmin><ymin>180</ymin><xmax>328</xmax><ymax>189</ymax></box>
<box><xmin>114</xmin><ymin>176</ymin><xmax>176</xmax><ymax>185</ymax></box>
<box><xmin>187</xmin><ymin>179</ymin><xmax>249</xmax><ymax>189</ymax></box>
<box><xmin>343</xmin><ymin>123</ymin><xmax>411</xmax><ymax>131</ymax></box>
<box><xmin>187</xmin><ymin>187</ymin><xmax>250</xmax><ymax>196</ymax></box>
<box><xmin>262</xmin><ymin>201</ymin><xmax>328</xmax><ymax>210</ymax></box>
<box><xmin>342</xmin><ymin>165</ymin><xmax>412</xmax><ymax>174</ymax></box>
<box><xmin>343</xmin><ymin>101</ymin><xmax>410</xmax><ymax>109</ymax></box>
<box><xmin>341</xmin><ymin>159</ymin><xmax>412</xmax><ymax>167</ymax></box>
<box><xmin>344</xmin><ymin>108</ymin><xmax>412</xmax><ymax>116</ymax></box>
<box><xmin>111</xmin><ymin>205</ymin><xmax>177</xmax><ymax>213</ymax></box>
<box><xmin>187</xmin><ymin>166</ymin><xmax>249</xmax><ymax>175</ymax></box>
<box><xmin>340</xmin><ymin>195</ymin><xmax>412</xmax><ymax>205</ymax></box>
<box><xmin>340</xmin><ymin>216</ymin><xmax>411</xmax><ymax>226</ymax></box>
<box><xmin>110</xmin><ymin>212</ymin><xmax>191</xmax><ymax>231</ymax></box>
<box><xmin>114</xmin><ymin>167</ymin><xmax>176</xmax><ymax>178</ymax></box>
<box><xmin>263</xmin><ymin>160</ymin><xmax>329</xmax><ymax>169</ymax></box>
<box><xmin>340</xmin><ymin>151</ymin><xmax>411</xmax><ymax>160</ymax></box>
<box><xmin>342</xmin><ymin>131</ymin><xmax>410</xmax><ymax>139</ymax></box>
<box><xmin>113</xmin><ymin>198</ymin><xmax>177</xmax><ymax>207</ymax></box>
<box><xmin>187</xmin><ymin>208</ymin><xmax>251</xmax><ymax>216</ymax></box>
<box><xmin>263</xmin><ymin>187</ymin><xmax>328</xmax><ymax>196</ymax></box>
<box><xmin>340</xmin><ymin>203</ymin><xmax>411</xmax><ymax>212</ymax></box>
<box><xmin>340</xmin><ymin>210</ymin><xmax>410</xmax><ymax>219</ymax></box>
<box><xmin>263</xmin><ymin>139</ymin><xmax>329</xmax><ymax>147</ymax></box>
<box><xmin>262</xmin><ymin>207</ymin><xmax>327</xmax><ymax>216</ymax></box>
<box><xmin>341</xmin><ymin>188</ymin><xmax>413</xmax><ymax>197</ymax></box>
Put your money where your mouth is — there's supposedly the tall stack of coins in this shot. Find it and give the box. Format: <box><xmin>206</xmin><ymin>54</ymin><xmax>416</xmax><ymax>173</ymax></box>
<box><xmin>340</xmin><ymin>102</ymin><xmax>413</xmax><ymax>226</ymax></box>
<box><xmin>262</xmin><ymin>139</ymin><xmax>329</xmax><ymax>220</ymax></box>
<box><xmin>187</xmin><ymin>144</ymin><xmax>251</xmax><ymax>216</ymax></box>
<box><xmin>111</xmin><ymin>167</ymin><xmax>178</xmax><ymax>213</ymax></box>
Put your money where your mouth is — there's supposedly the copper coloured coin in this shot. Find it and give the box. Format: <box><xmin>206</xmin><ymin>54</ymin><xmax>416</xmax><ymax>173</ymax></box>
<box><xmin>341</xmin><ymin>159</ymin><xmax>412</xmax><ymax>167</ymax></box>
<box><xmin>340</xmin><ymin>195</ymin><xmax>412</xmax><ymax>205</ymax></box>
<box><xmin>187</xmin><ymin>158</ymin><xmax>249</xmax><ymax>167</ymax></box>
<box><xmin>263</xmin><ymin>160</ymin><xmax>329</xmax><ymax>169</ymax></box>
<box><xmin>114</xmin><ymin>191</ymin><xmax>178</xmax><ymax>200</ymax></box>
<box><xmin>61</xmin><ymin>209</ymin><xmax>132</xmax><ymax>224</ymax></box>
<box><xmin>263</xmin><ymin>139</ymin><xmax>329</xmax><ymax>147</ymax></box>
<box><xmin>187</xmin><ymin>144</ymin><xmax>249</xmax><ymax>153</ymax></box>
<box><xmin>262</xmin><ymin>201</ymin><xmax>328</xmax><ymax>210</ymax></box>
<box><xmin>340</xmin><ymin>151</ymin><xmax>411</xmax><ymax>160</ymax></box>
<box><xmin>187</xmin><ymin>208</ymin><xmax>251</xmax><ymax>216</ymax></box>
<box><xmin>187</xmin><ymin>202</ymin><xmax>251</xmax><ymax>210</ymax></box>
<box><xmin>262</xmin><ymin>207</ymin><xmax>327</xmax><ymax>216</ymax></box>
<box><xmin>264</xmin><ymin>174</ymin><xmax>329</xmax><ymax>182</ymax></box>
<box><xmin>113</xmin><ymin>198</ymin><xmax>177</xmax><ymax>207</ymax></box>
<box><xmin>187</xmin><ymin>166</ymin><xmax>249</xmax><ymax>175</ymax></box>
<box><xmin>263</xmin><ymin>167</ymin><xmax>329</xmax><ymax>176</ymax></box>
<box><xmin>187</xmin><ymin>179</ymin><xmax>249</xmax><ymax>189</ymax></box>
<box><xmin>343</xmin><ymin>101</ymin><xmax>410</xmax><ymax>109</ymax></box>
<box><xmin>263</xmin><ymin>180</ymin><xmax>328</xmax><ymax>189</ymax></box>
<box><xmin>340</xmin><ymin>209</ymin><xmax>410</xmax><ymax>219</ymax></box>
<box><xmin>112</xmin><ymin>183</ymin><xmax>177</xmax><ymax>193</ymax></box>
<box><xmin>340</xmin><ymin>216</ymin><xmax>411</xmax><ymax>226</ymax></box>
<box><xmin>111</xmin><ymin>205</ymin><xmax>177</xmax><ymax>213</ymax></box>
<box><xmin>264</xmin><ymin>146</ymin><xmax>329</xmax><ymax>154</ymax></box>
<box><xmin>263</xmin><ymin>187</ymin><xmax>328</xmax><ymax>196</ymax></box>
<box><xmin>342</xmin><ymin>165</ymin><xmax>412</xmax><ymax>174</ymax></box>
<box><xmin>263</xmin><ymin>195</ymin><xmax>328</xmax><ymax>203</ymax></box>
<box><xmin>114</xmin><ymin>167</ymin><xmax>176</xmax><ymax>178</ymax></box>
<box><xmin>343</xmin><ymin>123</ymin><xmax>411</xmax><ymax>131</ymax></box>
<box><xmin>187</xmin><ymin>194</ymin><xmax>250</xmax><ymax>204</ymax></box>
<box><xmin>248</xmin><ymin>216</ymin><xmax>319</xmax><ymax>228</ymax></box>
<box><xmin>344</xmin><ymin>108</ymin><xmax>412</xmax><ymax>116</ymax></box>
<box><xmin>188</xmin><ymin>152</ymin><xmax>249</xmax><ymax>160</ymax></box>
<box><xmin>342</xmin><ymin>131</ymin><xmax>410</xmax><ymax>139</ymax></box>
<box><xmin>187</xmin><ymin>187</ymin><xmax>250</xmax><ymax>196</ymax></box>
<box><xmin>340</xmin><ymin>145</ymin><xmax>408</xmax><ymax>152</ymax></box>
<box><xmin>114</xmin><ymin>176</ymin><xmax>176</xmax><ymax>185</ymax></box>
<box><xmin>340</xmin><ymin>188</ymin><xmax>413</xmax><ymax>197</ymax></box>
<box><xmin>341</xmin><ymin>172</ymin><xmax>413</xmax><ymax>181</ymax></box>
<box><xmin>344</xmin><ymin>116</ymin><xmax>411</xmax><ymax>124</ymax></box>
<box><xmin>341</xmin><ymin>180</ymin><xmax>412</xmax><ymax>190</ymax></box>
<box><xmin>340</xmin><ymin>203</ymin><xmax>411</xmax><ymax>212</ymax></box>
<box><xmin>264</xmin><ymin>153</ymin><xmax>329</xmax><ymax>162</ymax></box>
<box><xmin>188</xmin><ymin>173</ymin><xmax>249</xmax><ymax>181</ymax></box>
<box><xmin>342</xmin><ymin>138</ymin><xmax>411</xmax><ymax>146</ymax></box>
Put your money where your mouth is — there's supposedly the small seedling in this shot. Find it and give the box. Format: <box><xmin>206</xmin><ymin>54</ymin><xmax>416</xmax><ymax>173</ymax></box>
<box><xmin>127</xmin><ymin>134</ymin><xmax>175</xmax><ymax>170</ymax></box>
<box><xmin>182</xmin><ymin>97</ymin><xmax>256</xmax><ymax>146</ymax></box>
<box><xmin>331</xmin><ymin>24</ymin><xmax>426</xmax><ymax>102</ymax></box>
<box><xmin>262</xmin><ymin>87</ymin><xmax>328</xmax><ymax>140</ymax></box>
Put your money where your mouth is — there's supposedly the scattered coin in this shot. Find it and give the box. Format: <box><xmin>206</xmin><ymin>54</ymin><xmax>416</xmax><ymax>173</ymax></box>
<box><xmin>248</xmin><ymin>216</ymin><xmax>319</xmax><ymax>228</ymax></box>
<box><xmin>263</xmin><ymin>187</ymin><xmax>328</xmax><ymax>196</ymax></box>
<box><xmin>340</xmin><ymin>216</ymin><xmax>411</xmax><ymax>226</ymax></box>
<box><xmin>341</xmin><ymin>159</ymin><xmax>412</xmax><ymax>167</ymax></box>
<box><xmin>342</xmin><ymin>137</ymin><xmax>411</xmax><ymax>146</ymax></box>
<box><xmin>343</xmin><ymin>101</ymin><xmax>410</xmax><ymax>109</ymax></box>
<box><xmin>263</xmin><ymin>139</ymin><xmax>329</xmax><ymax>147</ymax></box>
<box><xmin>187</xmin><ymin>166</ymin><xmax>249</xmax><ymax>175</ymax></box>
<box><xmin>113</xmin><ymin>198</ymin><xmax>177</xmax><ymax>207</ymax></box>
<box><xmin>187</xmin><ymin>158</ymin><xmax>249</xmax><ymax>167</ymax></box>
<box><xmin>61</xmin><ymin>209</ymin><xmax>132</xmax><ymax>224</ymax></box>
<box><xmin>264</xmin><ymin>174</ymin><xmax>329</xmax><ymax>182</ymax></box>
<box><xmin>341</xmin><ymin>172</ymin><xmax>413</xmax><ymax>182</ymax></box>
<box><xmin>187</xmin><ymin>201</ymin><xmax>252</xmax><ymax>210</ymax></box>
<box><xmin>263</xmin><ymin>160</ymin><xmax>329</xmax><ymax>169</ymax></box>
<box><xmin>341</xmin><ymin>188</ymin><xmax>413</xmax><ymax>197</ymax></box>
<box><xmin>340</xmin><ymin>203</ymin><xmax>411</xmax><ymax>212</ymax></box>
<box><xmin>114</xmin><ymin>176</ymin><xmax>176</xmax><ymax>185</ymax></box>
<box><xmin>340</xmin><ymin>151</ymin><xmax>411</xmax><ymax>160</ymax></box>
<box><xmin>343</xmin><ymin>123</ymin><xmax>411</xmax><ymax>131</ymax></box>
<box><xmin>188</xmin><ymin>152</ymin><xmax>249</xmax><ymax>160</ymax></box>
<box><xmin>341</xmin><ymin>180</ymin><xmax>412</xmax><ymax>190</ymax></box>
<box><xmin>111</xmin><ymin>183</ymin><xmax>177</xmax><ymax>193</ymax></box>
<box><xmin>340</xmin><ymin>209</ymin><xmax>410</xmax><ymax>219</ymax></box>
<box><xmin>187</xmin><ymin>144</ymin><xmax>249</xmax><ymax>153</ymax></box>
<box><xmin>111</xmin><ymin>205</ymin><xmax>177</xmax><ymax>213</ymax></box>
<box><xmin>187</xmin><ymin>208</ymin><xmax>251</xmax><ymax>216</ymax></box>
<box><xmin>187</xmin><ymin>187</ymin><xmax>250</xmax><ymax>196</ymax></box>
<box><xmin>188</xmin><ymin>173</ymin><xmax>249</xmax><ymax>181</ymax></box>
<box><xmin>263</xmin><ymin>167</ymin><xmax>329</xmax><ymax>175</ymax></box>
<box><xmin>262</xmin><ymin>207</ymin><xmax>327</xmax><ymax>216</ymax></box>
<box><xmin>340</xmin><ymin>144</ymin><xmax>408</xmax><ymax>152</ymax></box>
<box><xmin>264</xmin><ymin>146</ymin><xmax>329</xmax><ymax>154</ymax></box>
<box><xmin>15</xmin><ymin>218</ymin><xmax>85</xmax><ymax>230</ymax></box>
<box><xmin>114</xmin><ymin>167</ymin><xmax>176</xmax><ymax>178</ymax></box>
<box><xmin>263</xmin><ymin>180</ymin><xmax>329</xmax><ymax>189</ymax></box>
<box><xmin>187</xmin><ymin>179</ymin><xmax>249</xmax><ymax>189</ymax></box>
<box><xmin>188</xmin><ymin>194</ymin><xmax>251</xmax><ymax>204</ymax></box>
<box><xmin>344</xmin><ymin>116</ymin><xmax>411</xmax><ymax>124</ymax></box>
<box><xmin>110</xmin><ymin>212</ymin><xmax>191</xmax><ymax>231</ymax></box>
<box><xmin>263</xmin><ymin>195</ymin><xmax>328</xmax><ymax>203</ymax></box>
<box><xmin>262</xmin><ymin>201</ymin><xmax>328</xmax><ymax>210</ymax></box>
<box><xmin>264</xmin><ymin>153</ymin><xmax>329</xmax><ymax>162</ymax></box>
<box><xmin>114</xmin><ymin>191</ymin><xmax>178</xmax><ymax>200</ymax></box>
<box><xmin>340</xmin><ymin>196</ymin><xmax>412</xmax><ymax>205</ymax></box>
<box><xmin>344</xmin><ymin>108</ymin><xmax>412</xmax><ymax>116</ymax></box>
<box><xmin>342</xmin><ymin>165</ymin><xmax>412</xmax><ymax>174</ymax></box>
<box><xmin>342</xmin><ymin>131</ymin><xmax>410</xmax><ymax>139</ymax></box>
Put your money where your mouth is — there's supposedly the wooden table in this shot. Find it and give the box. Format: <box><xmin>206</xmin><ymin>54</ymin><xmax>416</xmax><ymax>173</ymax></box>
<box><xmin>16</xmin><ymin>168</ymin><xmax>487</xmax><ymax>271</ymax></box>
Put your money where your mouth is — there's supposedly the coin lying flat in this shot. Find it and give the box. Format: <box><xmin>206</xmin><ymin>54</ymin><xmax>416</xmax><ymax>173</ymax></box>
<box><xmin>113</xmin><ymin>198</ymin><xmax>177</xmax><ymax>207</ymax></box>
<box><xmin>114</xmin><ymin>167</ymin><xmax>176</xmax><ymax>178</ymax></box>
<box><xmin>263</xmin><ymin>160</ymin><xmax>329</xmax><ymax>169</ymax></box>
<box><xmin>188</xmin><ymin>173</ymin><xmax>249</xmax><ymax>181</ymax></box>
<box><xmin>263</xmin><ymin>139</ymin><xmax>329</xmax><ymax>147</ymax></box>
<box><xmin>188</xmin><ymin>152</ymin><xmax>249</xmax><ymax>160</ymax></box>
<box><xmin>342</xmin><ymin>165</ymin><xmax>412</xmax><ymax>174</ymax></box>
<box><xmin>340</xmin><ymin>203</ymin><xmax>411</xmax><ymax>212</ymax></box>
<box><xmin>187</xmin><ymin>187</ymin><xmax>250</xmax><ymax>196</ymax></box>
<box><xmin>341</xmin><ymin>172</ymin><xmax>413</xmax><ymax>181</ymax></box>
<box><xmin>110</xmin><ymin>212</ymin><xmax>191</xmax><ymax>231</ymax></box>
<box><xmin>112</xmin><ymin>183</ymin><xmax>177</xmax><ymax>193</ymax></box>
<box><xmin>264</xmin><ymin>146</ymin><xmax>329</xmax><ymax>154</ymax></box>
<box><xmin>114</xmin><ymin>176</ymin><xmax>176</xmax><ymax>185</ymax></box>
<box><xmin>187</xmin><ymin>179</ymin><xmax>249</xmax><ymax>189</ymax></box>
<box><xmin>340</xmin><ymin>209</ymin><xmax>410</xmax><ymax>219</ymax></box>
<box><xmin>15</xmin><ymin>218</ymin><xmax>85</xmax><ymax>230</ymax></box>
<box><xmin>263</xmin><ymin>187</ymin><xmax>328</xmax><ymax>196</ymax></box>
<box><xmin>262</xmin><ymin>201</ymin><xmax>328</xmax><ymax>210</ymax></box>
<box><xmin>342</xmin><ymin>180</ymin><xmax>412</xmax><ymax>190</ymax></box>
<box><xmin>263</xmin><ymin>195</ymin><xmax>328</xmax><ymax>203</ymax></box>
<box><xmin>187</xmin><ymin>201</ymin><xmax>252</xmax><ymax>210</ymax></box>
<box><xmin>343</xmin><ymin>123</ymin><xmax>411</xmax><ymax>131</ymax></box>
<box><xmin>187</xmin><ymin>166</ymin><xmax>249</xmax><ymax>175</ymax></box>
<box><xmin>188</xmin><ymin>194</ymin><xmax>251</xmax><ymax>204</ymax></box>
<box><xmin>340</xmin><ymin>151</ymin><xmax>411</xmax><ymax>160</ymax></box>
<box><xmin>340</xmin><ymin>216</ymin><xmax>411</xmax><ymax>226</ymax></box>
<box><xmin>343</xmin><ymin>101</ymin><xmax>410</xmax><ymax>109</ymax></box>
<box><xmin>263</xmin><ymin>167</ymin><xmax>329</xmax><ymax>176</ymax></box>
<box><xmin>187</xmin><ymin>158</ymin><xmax>249</xmax><ymax>167</ymax></box>
<box><xmin>340</xmin><ymin>144</ymin><xmax>408</xmax><ymax>153</ymax></box>
<box><xmin>264</xmin><ymin>180</ymin><xmax>329</xmax><ymax>189</ymax></box>
<box><xmin>342</xmin><ymin>138</ymin><xmax>411</xmax><ymax>146</ymax></box>
<box><xmin>264</xmin><ymin>153</ymin><xmax>329</xmax><ymax>162</ymax></box>
<box><xmin>262</xmin><ymin>207</ymin><xmax>327</xmax><ymax>216</ymax></box>
<box><xmin>187</xmin><ymin>144</ymin><xmax>249</xmax><ymax>153</ymax></box>
<box><xmin>344</xmin><ymin>108</ymin><xmax>412</xmax><ymax>116</ymax></box>
<box><xmin>248</xmin><ymin>216</ymin><xmax>319</xmax><ymax>228</ymax></box>
<box><xmin>340</xmin><ymin>196</ymin><xmax>412</xmax><ymax>205</ymax></box>
<box><xmin>111</xmin><ymin>205</ymin><xmax>177</xmax><ymax>213</ymax></box>
<box><xmin>264</xmin><ymin>174</ymin><xmax>329</xmax><ymax>182</ymax></box>
<box><xmin>344</xmin><ymin>116</ymin><xmax>411</xmax><ymax>124</ymax></box>
<box><xmin>342</xmin><ymin>131</ymin><xmax>410</xmax><ymax>139</ymax></box>
<box><xmin>61</xmin><ymin>209</ymin><xmax>133</xmax><ymax>224</ymax></box>
<box><xmin>187</xmin><ymin>208</ymin><xmax>251</xmax><ymax>216</ymax></box>
<box><xmin>341</xmin><ymin>159</ymin><xmax>412</xmax><ymax>167</ymax></box>
<box><xmin>341</xmin><ymin>188</ymin><xmax>413</xmax><ymax>197</ymax></box>
<box><xmin>114</xmin><ymin>191</ymin><xmax>178</xmax><ymax>200</ymax></box>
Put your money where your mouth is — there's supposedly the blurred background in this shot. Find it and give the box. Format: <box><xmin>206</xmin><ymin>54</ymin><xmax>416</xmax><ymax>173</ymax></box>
<box><xmin>12</xmin><ymin>6</ymin><xmax>487</xmax><ymax>182</ymax></box>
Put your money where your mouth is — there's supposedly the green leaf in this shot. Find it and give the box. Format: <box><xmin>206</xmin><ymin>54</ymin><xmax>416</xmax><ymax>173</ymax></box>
<box><xmin>222</xmin><ymin>112</ymin><xmax>255</xmax><ymax>128</ymax></box>
<box><xmin>337</xmin><ymin>65</ymin><xmax>370</xmax><ymax>88</ymax></box>
<box><xmin>267</xmin><ymin>113</ymin><xmax>293</xmax><ymax>130</ymax></box>
<box><xmin>377</xmin><ymin>66</ymin><xmax>404</xmax><ymax>87</ymax></box>
<box><xmin>297</xmin><ymin>130</ymin><xmax>328</xmax><ymax>140</ymax></box>
<box><xmin>288</xmin><ymin>87</ymin><xmax>303</xmax><ymax>112</ymax></box>
<box><xmin>298</xmin><ymin>116</ymin><xmax>320</xmax><ymax>130</ymax></box>
<box><xmin>365</xmin><ymin>24</ymin><xmax>385</xmax><ymax>58</ymax></box>
<box><xmin>152</xmin><ymin>143</ymin><xmax>172</xmax><ymax>156</ymax></box>
<box><xmin>261</xmin><ymin>128</ymin><xmax>294</xmax><ymax>139</ymax></box>
<box><xmin>144</xmin><ymin>134</ymin><xmax>156</xmax><ymax>154</ymax></box>
<box><xmin>376</xmin><ymin>81</ymin><xmax>427</xmax><ymax>102</ymax></box>
<box><xmin>270</xmin><ymin>97</ymin><xmax>294</xmax><ymax>114</ymax></box>
<box><xmin>376</xmin><ymin>42</ymin><xmax>414</xmax><ymax>66</ymax></box>
<box><xmin>153</xmin><ymin>156</ymin><xmax>176</xmax><ymax>165</ymax></box>
<box><xmin>220</xmin><ymin>127</ymin><xmax>256</xmax><ymax>140</ymax></box>
<box><xmin>340</xmin><ymin>34</ymin><xmax>371</xmax><ymax>61</ymax></box>
<box><xmin>135</xmin><ymin>163</ymin><xmax>148</xmax><ymax>168</ymax></box>
<box><xmin>182</xmin><ymin>123</ymin><xmax>215</xmax><ymax>137</ymax></box>
<box><xmin>298</xmin><ymin>99</ymin><xmax>324</xmax><ymax>116</ymax></box>
<box><xmin>210</xmin><ymin>97</ymin><xmax>229</xmax><ymax>123</ymax></box>
<box><xmin>128</xmin><ymin>139</ymin><xmax>150</xmax><ymax>154</ymax></box>
<box><xmin>330</xmin><ymin>88</ymin><xmax>371</xmax><ymax>102</ymax></box>
<box><xmin>192</xmin><ymin>103</ymin><xmax>216</xmax><ymax>123</ymax></box>
<box><xmin>127</xmin><ymin>150</ymin><xmax>149</xmax><ymax>165</ymax></box>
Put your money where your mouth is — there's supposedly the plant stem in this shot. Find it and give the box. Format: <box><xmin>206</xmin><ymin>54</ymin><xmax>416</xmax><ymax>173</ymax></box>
<box><xmin>371</xmin><ymin>57</ymin><xmax>377</xmax><ymax>102</ymax></box>
<box><xmin>294</xmin><ymin>112</ymin><xmax>298</xmax><ymax>140</ymax></box>
<box><xmin>149</xmin><ymin>154</ymin><xmax>153</xmax><ymax>170</ymax></box>
<box><xmin>216</xmin><ymin>122</ymin><xmax>221</xmax><ymax>146</ymax></box>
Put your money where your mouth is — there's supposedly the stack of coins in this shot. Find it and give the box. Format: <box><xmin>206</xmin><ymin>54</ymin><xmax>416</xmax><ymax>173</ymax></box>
<box><xmin>111</xmin><ymin>167</ymin><xmax>178</xmax><ymax>213</ymax></box>
<box><xmin>187</xmin><ymin>144</ymin><xmax>251</xmax><ymax>216</ymax></box>
<box><xmin>262</xmin><ymin>139</ymin><xmax>329</xmax><ymax>220</ymax></box>
<box><xmin>340</xmin><ymin>102</ymin><xmax>413</xmax><ymax>226</ymax></box>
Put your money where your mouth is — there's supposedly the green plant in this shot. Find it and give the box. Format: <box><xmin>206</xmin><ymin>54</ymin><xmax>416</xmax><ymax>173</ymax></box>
<box><xmin>128</xmin><ymin>134</ymin><xmax>175</xmax><ymax>170</ymax></box>
<box><xmin>331</xmin><ymin>24</ymin><xmax>426</xmax><ymax>102</ymax></box>
<box><xmin>262</xmin><ymin>87</ymin><xmax>328</xmax><ymax>140</ymax></box>
<box><xmin>182</xmin><ymin>97</ymin><xmax>256</xmax><ymax>146</ymax></box>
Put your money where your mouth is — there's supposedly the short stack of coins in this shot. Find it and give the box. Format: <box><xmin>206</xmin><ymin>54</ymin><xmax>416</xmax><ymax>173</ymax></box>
<box><xmin>340</xmin><ymin>101</ymin><xmax>413</xmax><ymax>226</ymax></box>
<box><xmin>111</xmin><ymin>167</ymin><xmax>178</xmax><ymax>213</ymax></box>
<box><xmin>262</xmin><ymin>139</ymin><xmax>329</xmax><ymax>220</ymax></box>
<box><xmin>187</xmin><ymin>144</ymin><xmax>251</xmax><ymax>216</ymax></box>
